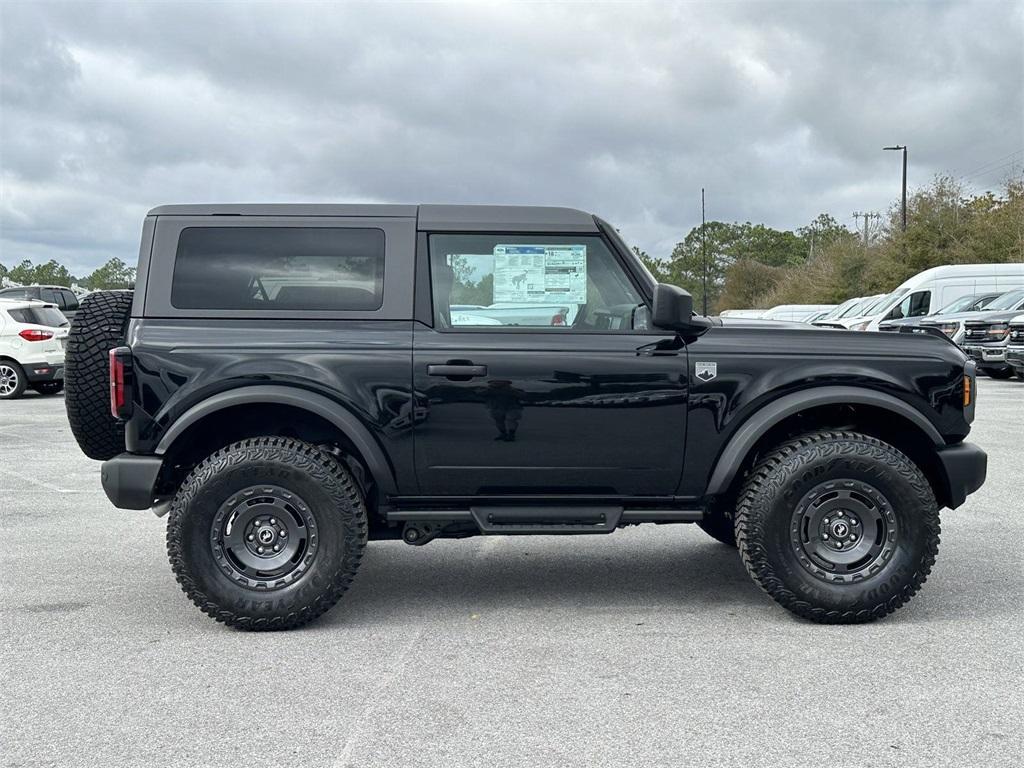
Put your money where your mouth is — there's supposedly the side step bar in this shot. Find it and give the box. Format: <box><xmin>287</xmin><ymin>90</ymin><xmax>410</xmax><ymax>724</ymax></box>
<box><xmin>387</xmin><ymin>506</ymin><xmax>702</xmax><ymax>535</ymax></box>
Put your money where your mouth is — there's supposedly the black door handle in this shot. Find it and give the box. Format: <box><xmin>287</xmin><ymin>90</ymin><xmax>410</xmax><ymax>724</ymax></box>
<box><xmin>427</xmin><ymin>363</ymin><xmax>488</xmax><ymax>378</ymax></box>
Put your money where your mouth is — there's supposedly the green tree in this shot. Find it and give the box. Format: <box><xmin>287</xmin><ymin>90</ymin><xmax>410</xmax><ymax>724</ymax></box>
<box><xmin>81</xmin><ymin>257</ymin><xmax>136</xmax><ymax>290</ymax></box>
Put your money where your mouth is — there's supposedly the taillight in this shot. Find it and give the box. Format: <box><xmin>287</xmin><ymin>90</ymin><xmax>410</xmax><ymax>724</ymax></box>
<box><xmin>19</xmin><ymin>329</ymin><xmax>54</xmax><ymax>342</ymax></box>
<box><xmin>109</xmin><ymin>346</ymin><xmax>133</xmax><ymax>420</ymax></box>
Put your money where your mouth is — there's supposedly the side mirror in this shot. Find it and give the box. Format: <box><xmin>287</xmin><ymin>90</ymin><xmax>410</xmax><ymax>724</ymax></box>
<box><xmin>652</xmin><ymin>283</ymin><xmax>695</xmax><ymax>331</ymax></box>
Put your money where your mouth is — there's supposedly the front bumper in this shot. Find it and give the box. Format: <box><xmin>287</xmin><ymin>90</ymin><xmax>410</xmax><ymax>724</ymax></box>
<box><xmin>1006</xmin><ymin>347</ymin><xmax>1024</xmax><ymax>370</ymax></box>
<box><xmin>101</xmin><ymin>453</ymin><xmax>163</xmax><ymax>510</ymax></box>
<box><xmin>937</xmin><ymin>442</ymin><xmax>987</xmax><ymax>509</ymax></box>
<box><xmin>962</xmin><ymin>344</ymin><xmax>1008</xmax><ymax>368</ymax></box>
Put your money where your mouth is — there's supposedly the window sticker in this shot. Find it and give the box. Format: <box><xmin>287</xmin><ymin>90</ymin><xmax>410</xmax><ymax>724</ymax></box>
<box><xmin>492</xmin><ymin>245</ymin><xmax>587</xmax><ymax>305</ymax></box>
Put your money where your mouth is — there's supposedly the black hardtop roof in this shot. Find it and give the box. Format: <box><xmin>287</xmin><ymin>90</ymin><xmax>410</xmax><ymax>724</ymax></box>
<box><xmin>145</xmin><ymin>204</ymin><xmax>600</xmax><ymax>233</ymax></box>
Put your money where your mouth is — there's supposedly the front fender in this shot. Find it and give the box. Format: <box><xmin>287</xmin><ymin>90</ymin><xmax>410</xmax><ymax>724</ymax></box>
<box><xmin>704</xmin><ymin>386</ymin><xmax>944</xmax><ymax>497</ymax></box>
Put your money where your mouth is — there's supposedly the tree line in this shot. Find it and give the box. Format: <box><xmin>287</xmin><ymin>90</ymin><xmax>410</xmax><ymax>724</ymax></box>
<box><xmin>639</xmin><ymin>175</ymin><xmax>1024</xmax><ymax>313</ymax></box>
<box><xmin>0</xmin><ymin>257</ymin><xmax>136</xmax><ymax>291</ymax></box>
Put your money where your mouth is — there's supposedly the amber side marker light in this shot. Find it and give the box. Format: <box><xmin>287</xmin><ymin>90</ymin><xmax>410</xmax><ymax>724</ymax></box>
<box><xmin>963</xmin><ymin>375</ymin><xmax>972</xmax><ymax>407</ymax></box>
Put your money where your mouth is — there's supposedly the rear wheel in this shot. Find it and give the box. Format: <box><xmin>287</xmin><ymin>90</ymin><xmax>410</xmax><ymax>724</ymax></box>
<box><xmin>65</xmin><ymin>290</ymin><xmax>133</xmax><ymax>459</ymax></box>
<box><xmin>985</xmin><ymin>367</ymin><xmax>1013</xmax><ymax>379</ymax></box>
<box><xmin>0</xmin><ymin>361</ymin><xmax>27</xmax><ymax>400</ymax></box>
<box><xmin>735</xmin><ymin>431</ymin><xmax>940</xmax><ymax>623</ymax></box>
<box><xmin>33</xmin><ymin>381</ymin><xmax>64</xmax><ymax>395</ymax></box>
<box><xmin>166</xmin><ymin>437</ymin><xmax>368</xmax><ymax>630</ymax></box>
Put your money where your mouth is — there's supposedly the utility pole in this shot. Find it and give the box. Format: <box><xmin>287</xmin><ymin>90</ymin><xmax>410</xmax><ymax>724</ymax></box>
<box><xmin>701</xmin><ymin>188</ymin><xmax>708</xmax><ymax>316</ymax></box>
<box><xmin>852</xmin><ymin>211</ymin><xmax>881</xmax><ymax>246</ymax></box>
<box><xmin>883</xmin><ymin>145</ymin><xmax>908</xmax><ymax>231</ymax></box>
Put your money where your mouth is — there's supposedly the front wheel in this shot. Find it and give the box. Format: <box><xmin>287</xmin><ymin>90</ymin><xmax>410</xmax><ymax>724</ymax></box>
<box><xmin>735</xmin><ymin>431</ymin><xmax>940</xmax><ymax>623</ymax></box>
<box><xmin>166</xmin><ymin>437</ymin><xmax>368</xmax><ymax>630</ymax></box>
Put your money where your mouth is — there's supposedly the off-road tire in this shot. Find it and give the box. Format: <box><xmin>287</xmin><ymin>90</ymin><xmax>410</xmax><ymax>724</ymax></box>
<box><xmin>33</xmin><ymin>381</ymin><xmax>64</xmax><ymax>395</ymax></box>
<box><xmin>166</xmin><ymin>437</ymin><xmax>368</xmax><ymax>631</ymax></box>
<box><xmin>0</xmin><ymin>360</ymin><xmax>27</xmax><ymax>399</ymax></box>
<box><xmin>65</xmin><ymin>291</ymin><xmax>133</xmax><ymax>460</ymax></box>
<box><xmin>698</xmin><ymin>511</ymin><xmax>737</xmax><ymax>547</ymax></box>
<box><xmin>735</xmin><ymin>431</ymin><xmax>940</xmax><ymax>624</ymax></box>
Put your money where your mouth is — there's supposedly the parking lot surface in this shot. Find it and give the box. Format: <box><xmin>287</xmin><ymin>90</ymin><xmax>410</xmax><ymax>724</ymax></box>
<box><xmin>2</xmin><ymin>380</ymin><xmax>1022</xmax><ymax>767</ymax></box>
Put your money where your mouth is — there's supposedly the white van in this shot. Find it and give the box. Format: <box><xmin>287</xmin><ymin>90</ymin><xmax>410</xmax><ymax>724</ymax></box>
<box><xmin>860</xmin><ymin>263</ymin><xmax>1024</xmax><ymax>332</ymax></box>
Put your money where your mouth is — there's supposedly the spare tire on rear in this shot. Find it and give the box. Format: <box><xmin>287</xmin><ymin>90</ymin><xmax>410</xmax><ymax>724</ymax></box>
<box><xmin>65</xmin><ymin>290</ymin><xmax>134</xmax><ymax>460</ymax></box>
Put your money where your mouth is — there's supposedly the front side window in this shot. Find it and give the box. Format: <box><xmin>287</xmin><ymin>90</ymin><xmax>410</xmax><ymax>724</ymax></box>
<box><xmin>171</xmin><ymin>227</ymin><xmax>385</xmax><ymax>311</ymax></box>
<box><xmin>887</xmin><ymin>290</ymin><xmax>931</xmax><ymax>320</ymax></box>
<box><xmin>428</xmin><ymin>234</ymin><xmax>644</xmax><ymax>331</ymax></box>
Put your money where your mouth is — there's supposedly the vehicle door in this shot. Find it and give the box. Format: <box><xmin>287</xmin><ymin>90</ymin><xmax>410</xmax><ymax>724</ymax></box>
<box><xmin>412</xmin><ymin>231</ymin><xmax>688</xmax><ymax>496</ymax></box>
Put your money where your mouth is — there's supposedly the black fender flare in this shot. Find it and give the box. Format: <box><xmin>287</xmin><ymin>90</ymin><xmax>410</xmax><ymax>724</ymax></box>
<box><xmin>155</xmin><ymin>385</ymin><xmax>398</xmax><ymax>496</ymax></box>
<box><xmin>705</xmin><ymin>386</ymin><xmax>944</xmax><ymax>496</ymax></box>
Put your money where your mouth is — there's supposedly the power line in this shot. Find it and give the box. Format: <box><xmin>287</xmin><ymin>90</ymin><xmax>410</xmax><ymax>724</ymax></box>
<box><xmin>852</xmin><ymin>211</ymin><xmax>881</xmax><ymax>245</ymax></box>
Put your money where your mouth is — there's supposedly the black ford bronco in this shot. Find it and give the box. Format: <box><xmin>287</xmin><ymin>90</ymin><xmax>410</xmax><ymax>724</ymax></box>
<box><xmin>65</xmin><ymin>204</ymin><xmax>987</xmax><ymax>630</ymax></box>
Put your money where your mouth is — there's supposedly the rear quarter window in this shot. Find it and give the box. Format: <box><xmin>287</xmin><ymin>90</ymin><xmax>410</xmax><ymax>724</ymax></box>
<box><xmin>170</xmin><ymin>227</ymin><xmax>385</xmax><ymax>311</ymax></box>
<box><xmin>7</xmin><ymin>307</ymin><xmax>68</xmax><ymax>327</ymax></box>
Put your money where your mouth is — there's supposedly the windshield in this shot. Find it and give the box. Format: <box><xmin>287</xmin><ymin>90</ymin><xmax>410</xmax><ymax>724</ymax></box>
<box><xmin>837</xmin><ymin>296</ymin><xmax>874</xmax><ymax>318</ymax></box>
<box><xmin>868</xmin><ymin>289</ymin><xmax>907</xmax><ymax>317</ymax></box>
<box><xmin>936</xmin><ymin>295</ymin><xmax>981</xmax><ymax>314</ymax></box>
<box><xmin>821</xmin><ymin>298</ymin><xmax>858</xmax><ymax>320</ymax></box>
<box><xmin>986</xmin><ymin>289</ymin><xmax>1024</xmax><ymax>311</ymax></box>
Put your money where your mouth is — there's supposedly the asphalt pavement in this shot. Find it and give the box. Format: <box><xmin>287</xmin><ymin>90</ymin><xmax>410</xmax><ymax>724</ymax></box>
<box><xmin>2</xmin><ymin>380</ymin><xmax>1022</xmax><ymax>767</ymax></box>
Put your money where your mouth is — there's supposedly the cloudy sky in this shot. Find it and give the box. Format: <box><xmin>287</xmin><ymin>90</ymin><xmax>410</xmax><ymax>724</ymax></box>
<box><xmin>1</xmin><ymin>0</ymin><xmax>1022</xmax><ymax>276</ymax></box>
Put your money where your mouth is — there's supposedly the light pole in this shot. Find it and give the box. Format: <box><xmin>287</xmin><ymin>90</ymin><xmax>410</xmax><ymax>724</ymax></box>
<box><xmin>883</xmin><ymin>145</ymin><xmax>907</xmax><ymax>231</ymax></box>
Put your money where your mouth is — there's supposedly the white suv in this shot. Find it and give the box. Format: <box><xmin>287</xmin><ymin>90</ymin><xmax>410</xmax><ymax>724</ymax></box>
<box><xmin>0</xmin><ymin>299</ymin><xmax>70</xmax><ymax>399</ymax></box>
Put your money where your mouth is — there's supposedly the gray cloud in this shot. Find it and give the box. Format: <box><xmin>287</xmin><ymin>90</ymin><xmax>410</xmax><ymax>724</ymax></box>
<box><xmin>1</xmin><ymin>0</ymin><xmax>1022</xmax><ymax>276</ymax></box>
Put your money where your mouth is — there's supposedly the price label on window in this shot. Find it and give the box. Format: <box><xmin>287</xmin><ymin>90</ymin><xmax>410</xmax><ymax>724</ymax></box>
<box><xmin>492</xmin><ymin>245</ymin><xmax>587</xmax><ymax>304</ymax></box>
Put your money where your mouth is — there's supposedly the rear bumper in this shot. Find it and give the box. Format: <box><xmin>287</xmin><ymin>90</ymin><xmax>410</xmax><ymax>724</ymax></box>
<box><xmin>937</xmin><ymin>442</ymin><xmax>987</xmax><ymax>509</ymax></box>
<box><xmin>24</xmin><ymin>363</ymin><xmax>64</xmax><ymax>382</ymax></box>
<box><xmin>101</xmin><ymin>453</ymin><xmax>163</xmax><ymax>510</ymax></box>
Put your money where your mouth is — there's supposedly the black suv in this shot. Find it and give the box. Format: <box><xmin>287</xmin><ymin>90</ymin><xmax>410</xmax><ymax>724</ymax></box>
<box><xmin>65</xmin><ymin>204</ymin><xmax>987</xmax><ymax>630</ymax></box>
<box><xmin>0</xmin><ymin>285</ymin><xmax>80</xmax><ymax>323</ymax></box>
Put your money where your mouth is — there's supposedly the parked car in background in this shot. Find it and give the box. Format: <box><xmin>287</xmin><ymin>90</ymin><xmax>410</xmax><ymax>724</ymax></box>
<box><xmin>812</xmin><ymin>296</ymin><xmax>864</xmax><ymax>324</ymax></box>
<box><xmin>1006</xmin><ymin>314</ymin><xmax>1024</xmax><ymax>380</ymax></box>
<box><xmin>719</xmin><ymin>309</ymin><xmax>767</xmax><ymax>319</ymax></box>
<box><xmin>801</xmin><ymin>308</ymin><xmax>836</xmax><ymax>324</ymax></box>
<box><xmin>813</xmin><ymin>294</ymin><xmax>886</xmax><ymax>329</ymax></box>
<box><xmin>958</xmin><ymin>291</ymin><xmax>1024</xmax><ymax>379</ymax></box>
<box><xmin>860</xmin><ymin>263</ymin><xmax>1024</xmax><ymax>332</ymax></box>
<box><xmin>760</xmin><ymin>304</ymin><xmax>836</xmax><ymax>322</ymax></box>
<box><xmin>919</xmin><ymin>288</ymin><xmax>1024</xmax><ymax>355</ymax></box>
<box><xmin>0</xmin><ymin>299</ymin><xmax>69</xmax><ymax>399</ymax></box>
<box><xmin>0</xmin><ymin>285</ymin><xmax>81</xmax><ymax>323</ymax></box>
<box><xmin>450</xmin><ymin>303</ymin><xmax>577</xmax><ymax>326</ymax></box>
<box><xmin>879</xmin><ymin>292</ymin><xmax>1003</xmax><ymax>339</ymax></box>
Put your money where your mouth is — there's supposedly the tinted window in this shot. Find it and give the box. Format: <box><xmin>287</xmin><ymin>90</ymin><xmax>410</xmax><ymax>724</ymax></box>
<box><xmin>0</xmin><ymin>288</ymin><xmax>30</xmax><ymax>300</ymax></box>
<box><xmin>429</xmin><ymin>234</ymin><xmax>643</xmax><ymax>331</ymax></box>
<box><xmin>7</xmin><ymin>307</ymin><xmax>68</xmax><ymax>327</ymax></box>
<box><xmin>40</xmin><ymin>288</ymin><xmax>63</xmax><ymax>306</ymax></box>
<box><xmin>61</xmin><ymin>290</ymin><xmax>79</xmax><ymax>311</ymax></box>
<box><xmin>171</xmin><ymin>227</ymin><xmax>385</xmax><ymax>311</ymax></box>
